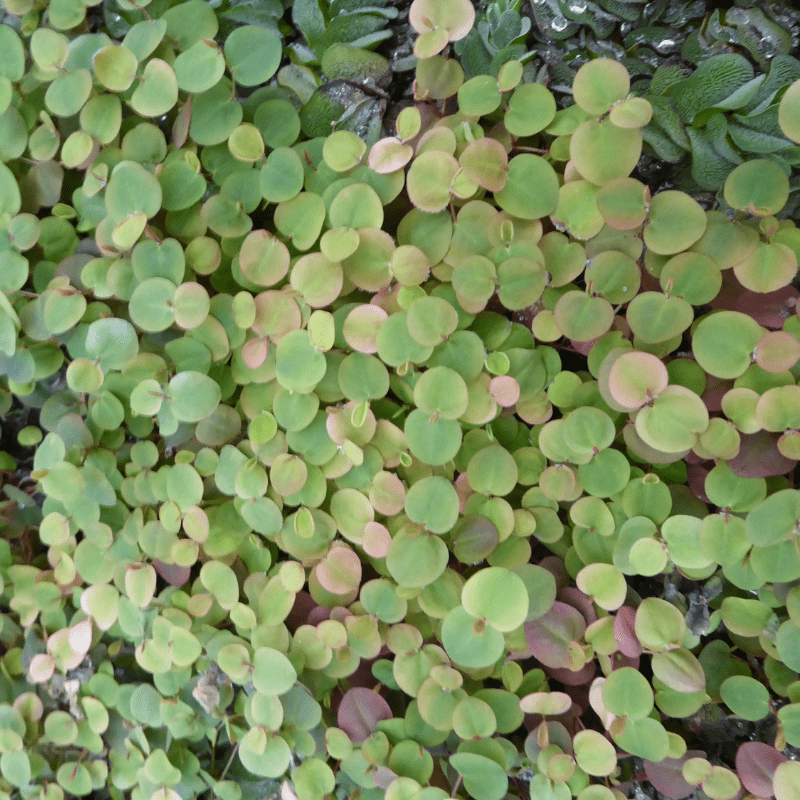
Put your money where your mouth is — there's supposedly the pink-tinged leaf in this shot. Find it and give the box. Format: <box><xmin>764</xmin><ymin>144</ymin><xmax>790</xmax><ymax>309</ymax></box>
<box><xmin>337</xmin><ymin>687</ymin><xmax>392</xmax><ymax>743</ymax></box>
<box><xmin>371</xmin><ymin>767</ymin><xmax>398</xmax><ymax>790</ymax></box>
<box><xmin>153</xmin><ymin>559</ymin><xmax>191</xmax><ymax>587</ymax></box>
<box><xmin>728</xmin><ymin>430</ymin><xmax>796</xmax><ymax>478</ymax></box>
<box><xmin>362</xmin><ymin>522</ymin><xmax>391</xmax><ymax>559</ymax></box>
<box><xmin>68</xmin><ymin>619</ymin><xmax>93</xmax><ymax>653</ymax></box>
<box><xmin>589</xmin><ymin>677</ymin><xmax>615</xmax><ymax>728</ymax></box>
<box><xmin>558</xmin><ymin>587</ymin><xmax>598</xmax><ymax>627</ymax></box>
<box><xmin>172</xmin><ymin>97</ymin><xmax>191</xmax><ymax>148</ymax></box>
<box><xmin>520</xmin><ymin>691</ymin><xmax>573</xmax><ymax>715</ymax></box>
<box><xmin>735</xmin><ymin>742</ymin><xmax>787</xmax><ymax>797</ymax></box>
<box><xmin>525</xmin><ymin>601</ymin><xmax>587</xmax><ymax>669</ymax></box>
<box><xmin>315</xmin><ymin>545</ymin><xmax>362</xmax><ymax>596</ymax></box>
<box><xmin>755</xmin><ymin>331</ymin><xmax>800</xmax><ymax>373</ymax></box>
<box><xmin>459</xmin><ymin>138</ymin><xmax>509</xmax><ymax>192</ymax></box>
<box><xmin>241</xmin><ymin>336</ymin><xmax>269</xmax><ymax>369</ymax></box>
<box><xmin>489</xmin><ymin>375</ymin><xmax>520</xmax><ymax>407</ymax></box>
<box><xmin>651</xmin><ymin>649</ymin><xmax>706</xmax><ymax>693</ymax></box>
<box><xmin>368</xmin><ymin>138</ymin><xmax>413</xmax><ymax>174</ymax></box>
<box><xmin>613</xmin><ymin>606</ymin><xmax>642</xmax><ymax>658</ymax></box>
<box><xmin>644</xmin><ymin>752</ymin><xmax>706</xmax><ymax>799</ymax></box>
<box><xmin>28</xmin><ymin>653</ymin><xmax>55</xmax><ymax>683</ymax></box>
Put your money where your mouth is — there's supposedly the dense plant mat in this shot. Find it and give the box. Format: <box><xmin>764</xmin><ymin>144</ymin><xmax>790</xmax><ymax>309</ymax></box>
<box><xmin>3</xmin><ymin>1</ymin><xmax>800</xmax><ymax>800</ymax></box>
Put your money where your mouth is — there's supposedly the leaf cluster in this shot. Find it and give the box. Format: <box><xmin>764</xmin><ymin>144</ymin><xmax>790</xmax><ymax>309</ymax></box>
<box><xmin>2</xmin><ymin>2</ymin><xmax>800</xmax><ymax>800</ymax></box>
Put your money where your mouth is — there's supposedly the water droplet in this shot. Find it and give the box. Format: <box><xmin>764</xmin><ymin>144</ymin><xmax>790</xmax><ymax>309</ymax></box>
<box><xmin>551</xmin><ymin>15</ymin><xmax>568</xmax><ymax>32</ymax></box>
<box><xmin>655</xmin><ymin>38</ymin><xmax>677</xmax><ymax>51</ymax></box>
<box><xmin>568</xmin><ymin>0</ymin><xmax>587</xmax><ymax>12</ymax></box>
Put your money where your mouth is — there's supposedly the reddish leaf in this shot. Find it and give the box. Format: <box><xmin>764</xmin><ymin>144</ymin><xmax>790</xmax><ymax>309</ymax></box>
<box><xmin>557</xmin><ymin>587</ymin><xmax>598</xmax><ymax>626</ymax></box>
<box><xmin>644</xmin><ymin>752</ymin><xmax>706</xmax><ymax>799</ymax></box>
<box><xmin>153</xmin><ymin>559</ymin><xmax>190</xmax><ymax>587</ymax></box>
<box><xmin>337</xmin><ymin>687</ymin><xmax>392</xmax><ymax>743</ymax></box>
<box><xmin>371</xmin><ymin>766</ymin><xmax>398</xmax><ymax>790</ymax></box>
<box><xmin>613</xmin><ymin>606</ymin><xmax>642</xmax><ymax>658</ymax></box>
<box><xmin>525</xmin><ymin>601</ymin><xmax>587</xmax><ymax>669</ymax></box>
<box><xmin>735</xmin><ymin>742</ymin><xmax>787</xmax><ymax>797</ymax></box>
<box><xmin>728</xmin><ymin>430</ymin><xmax>796</xmax><ymax>477</ymax></box>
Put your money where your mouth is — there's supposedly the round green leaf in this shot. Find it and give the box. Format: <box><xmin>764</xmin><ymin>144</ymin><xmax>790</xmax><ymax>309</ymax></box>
<box><xmin>386</xmin><ymin>526</ymin><xmax>449</xmax><ymax>588</ymax></box>
<box><xmin>407</xmin><ymin>151</ymin><xmax>459</xmax><ymax>213</ymax></box>
<box><xmin>57</xmin><ymin>762</ymin><xmax>92</xmax><ymax>796</ymax></box>
<box><xmin>1</xmin><ymin>751</ymin><xmax>31</xmax><ymax>789</ymax></box>
<box><xmin>596</xmin><ymin>177</ymin><xmax>649</xmax><ymax>230</ymax></box>
<box><xmin>406</xmin><ymin>295</ymin><xmax>458</xmax><ymax>347</ymax></box>
<box><xmin>458</xmin><ymin>75</ymin><xmax>501</xmax><ymax>117</ymax></box>
<box><xmin>635</xmin><ymin>385</ymin><xmax>709</xmax><ymax>453</ymax></box>
<box><xmin>405</xmin><ymin>476</ymin><xmax>459</xmax><ymax>534</ymax></box>
<box><xmin>174</xmin><ymin>39</ymin><xmax>225</xmax><ymax>94</ymax></box>
<box><xmin>467</xmin><ymin>444</ymin><xmax>518</xmax><ymax>497</ymax></box>
<box><xmin>612</xmin><ymin>717</ymin><xmax>669</xmax><ymax>763</ymax></box>
<box><xmin>602</xmin><ymin>666</ymin><xmax>654</xmax><ymax>720</ymax></box>
<box><xmin>554</xmin><ymin>291</ymin><xmax>614</xmax><ymax>342</ymax></box>
<box><xmin>644</xmin><ymin>190</ymin><xmax>707</xmax><ymax>254</ymax></box>
<box><xmin>573</xmin><ymin>58</ymin><xmax>630</xmax><ymax>117</ymax></box>
<box><xmin>129</xmin><ymin>277</ymin><xmax>176</xmax><ymax>332</ymax></box>
<box><xmin>252</xmin><ymin>647</ymin><xmax>297</xmax><ymax>696</ymax></box>
<box><xmin>570</xmin><ymin>120</ymin><xmax>642</xmax><ymax>185</ymax></box>
<box><xmin>131</xmin><ymin>59</ymin><xmax>179</xmax><ymax>117</ymax></box>
<box><xmin>93</xmin><ymin>45</ymin><xmax>138</xmax><ymax>92</ymax></box>
<box><xmin>323</xmin><ymin>130</ymin><xmax>367</xmax><ymax>172</ymax></box>
<box><xmin>404</xmin><ymin>408</ymin><xmax>462</xmax><ymax>466</ymax></box>
<box><xmin>260</xmin><ymin>147</ymin><xmax>305</xmax><ymax>203</ymax></box>
<box><xmin>441</xmin><ymin>605</ymin><xmax>505</xmax><ymax>669</ymax></box>
<box><xmin>720</xmin><ymin>675</ymin><xmax>770</xmax><ymax>721</ymax></box>
<box><xmin>724</xmin><ymin>159</ymin><xmax>789</xmax><ymax>217</ymax></box>
<box><xmin>239</xmin><ymin>728</ymin><xmax>292</xmax><ymax>778</ymax></box>
<box><xmin>659</xmin><ymin>252</ymin><xmax>721</xmax><ymax>305</ymax></box>
<box><xmin>495</xmin><ymin>154</ymin><xmax>559</xmax><ymax>219</ymax></box>
<box><xmin>167</xmin><ymin>371</ymin><xmax>221</xmax><ymax>422</ymax></box>
<box><xmin>254</xmin><ymin>99</ymin><xmax>301</xmax><ymax>149</ymax></box>
<box><xmin>693</xmin><ymin>311</ymin><xmax>764</xmax><ymax>379</ymax></box>
<box><xmin>106</xmin><ymin>160</ymin><xmax>162</xmax><ymax>221</ymax></box>
<box><xmin>774</xmin><ymin>761</ymin><xmax>800</xmax><ymax>800</ymax></box>
<box><xmin>189</xmin><ymin>79</ymin><xmax>243</xmax><ymax>146</ymax></box>
<box><xmin>0</xmin><ymin>27</ymin><xmax>24</xmax><ymax>82</ymax></box>
<box><xmin>734</xmin><ymin>242</ymin><xmax>797</xmax><ymax>294</ymax></box>
<box><xmin>45</xmin><ymin>68</ymin><xmax>93</xmax><ymax>117</ymax></box>
<box><xmin>329</xmin><ymin>183</ymin><xmax>383</xmax><ymax>230</ymax></box>
<box><xmin>462</xmin><ymin>567</ymin><xmax>528</xmax><ymax>632</ymax></box>
<box><xmin>573</xmin><ymin>730</ymin><xmax>617</xmax><ymax>777</ymax></box>
<box><xmin>276</xmin><ymin>330</ymin><xmax>327</xmax><ymax>393</ymax></box>
<box><xmin>224</xmin><ymin>26</ymin><xmax>281</xmax><ymax>87</ymax></box>
<box><xmin>635</xmin><ymin>598</ymin><xmax>686</xmax><ymax>652</ymax></box>
<box><xmin>414</xmin><ymin>366</ymin><xmax>468</xmax><ymax>420</ymax></box>
<box><xmin>626</xmin><ymin>292</ymin><xmax>693</xmax><ymax>344</ymax></box>
<box><xmin>449</xmin><ymin>752</ymin><xmax>508</xmax><ymax>800</ymax></box>
<box><xmin>576</xmin><ymin>563</ymin><xmax>626</xmax><ymax>610</ymax></box>
<box><xmin>504</xmin><ymin>82</ymin><xmax>556</xmax><ymax>137</ymax></box>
